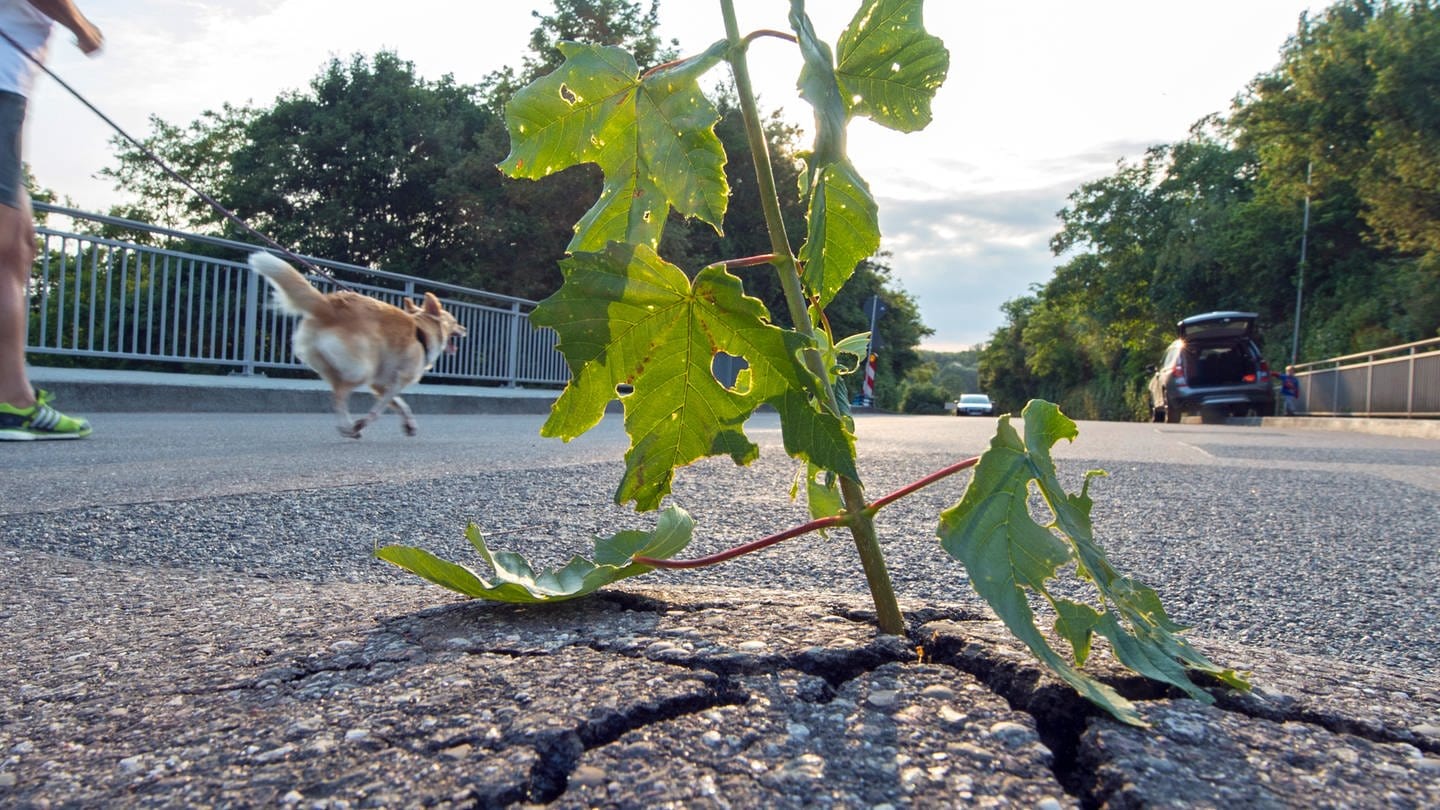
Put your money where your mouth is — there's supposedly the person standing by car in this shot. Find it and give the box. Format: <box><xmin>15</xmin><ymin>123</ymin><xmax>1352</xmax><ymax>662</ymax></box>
<box><xmin>1278</xmin><ymin>366</ymin><xmax>1301</xmax><ymax>415</ymax></box>
<box><xmin>0</xmin><ymin>0</ymin><xmax>101</xmax><ymax>440</ymax></box>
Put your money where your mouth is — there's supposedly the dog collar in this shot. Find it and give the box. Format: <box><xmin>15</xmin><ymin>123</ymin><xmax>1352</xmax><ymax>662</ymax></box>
<box><xmin>415</xmin><ymin>326</ymin><xmax>431</xmax><ymax>353</ymax></box>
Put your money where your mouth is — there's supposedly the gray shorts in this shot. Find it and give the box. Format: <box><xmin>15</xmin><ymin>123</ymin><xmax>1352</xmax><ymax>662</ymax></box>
<box><xmin>0</xmin><ymin>91</ymin><xmax>26</xmax><ymax>208</ymax></box>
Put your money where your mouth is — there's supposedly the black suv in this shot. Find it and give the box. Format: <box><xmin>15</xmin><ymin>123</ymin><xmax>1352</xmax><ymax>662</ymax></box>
<box><xmin>1148</xmin><ymin>312</ymin><xmax>1274</xmax><ymax>423</ymax></box>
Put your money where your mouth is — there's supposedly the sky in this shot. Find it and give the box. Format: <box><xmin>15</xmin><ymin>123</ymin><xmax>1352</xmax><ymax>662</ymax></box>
<box><xmin>22</xmin><ymin>0</ymin><xmax>1329</xmax><ymax>350</ymax></box>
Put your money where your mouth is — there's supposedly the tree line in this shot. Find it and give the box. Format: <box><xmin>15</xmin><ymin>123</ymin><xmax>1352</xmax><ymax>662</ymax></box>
<box><xmin>68</xmin><ymin>0</ymin><xmax>930</xmax><ymax>405</ymax></box>
<box><xmin>977</xmin><ymin>0</ymin><xmax>1440</xmax><ymax>420</ymax></box>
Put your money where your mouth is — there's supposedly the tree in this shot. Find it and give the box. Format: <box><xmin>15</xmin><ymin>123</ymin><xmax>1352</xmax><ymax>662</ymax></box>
<box><xmin>481</xmin><ymin>0</ymin><xmax>677</xmax><ymax>110</ymax></box>
<box><xmin>222</xmin><ymin>52</ymin><xmax>502</xmax><ymax>281</ymax></box>
<box><xmin>100</xmin><ymin>103</ymin><xmax>258</xmax><ymax>237</ymax></box>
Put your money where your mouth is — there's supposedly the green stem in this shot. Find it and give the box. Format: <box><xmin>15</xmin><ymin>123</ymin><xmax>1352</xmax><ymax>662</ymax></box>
<box><xmin>719</xmin><ymin>0</ymin><xmax>904</xmax><ymax>635</ymax></box>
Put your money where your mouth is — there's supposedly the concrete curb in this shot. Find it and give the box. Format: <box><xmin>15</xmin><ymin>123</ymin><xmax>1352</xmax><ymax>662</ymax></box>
<box><xmin>1250</xmin><ymin>414</ymin><xmax>1440</xmax><ymax>440</ymax></box>
<box><xmin>3</xmin><ymin>549</ymin><xmax>1437</xmax><ymax>808</ymax></box>
<box><xmin>28</xmin><ymin>367</ymin><xmax>560</xmax><ymax>415</ymax></box>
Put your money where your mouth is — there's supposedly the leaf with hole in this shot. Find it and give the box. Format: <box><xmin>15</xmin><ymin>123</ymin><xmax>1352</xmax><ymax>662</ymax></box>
<box><xmin>531</xmin><ymin>242</ymin><xmax>811</xmax><ymax>510</ymax></box>
<box><xmin>498</xmin><ymin>41</ymin><xmax>730</xmax><ymax>252</ymax></box>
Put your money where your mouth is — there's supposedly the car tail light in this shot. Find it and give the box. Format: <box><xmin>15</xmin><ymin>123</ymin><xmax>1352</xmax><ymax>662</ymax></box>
<box><xmin>1243</xmin><ymin>373</ymin><xmax>1256</xmax><ymax>382</ymax></box>
<box><xmin>1258</xmin><ymin>360</ymin><xmax>1271</xmax><ymax>381</ymax></box>
<box><xmin>1171</xmin><ymin>360</ymin><xmax>1186</xmax><ymax>385</ymax></box>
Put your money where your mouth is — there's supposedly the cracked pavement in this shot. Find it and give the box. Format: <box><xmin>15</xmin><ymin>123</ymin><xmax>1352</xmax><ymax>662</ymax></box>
<box><xmin>3</xmin><ymin>412</ymin><xmax>1440</xmax><ymax>807</ymax></box>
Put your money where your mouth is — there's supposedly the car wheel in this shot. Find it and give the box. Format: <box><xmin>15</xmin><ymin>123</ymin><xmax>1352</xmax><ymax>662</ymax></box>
<box><xmin>1164</xmin><ymin>398</ymin><xmax>1181</xmax><ymax>424</ymax></box>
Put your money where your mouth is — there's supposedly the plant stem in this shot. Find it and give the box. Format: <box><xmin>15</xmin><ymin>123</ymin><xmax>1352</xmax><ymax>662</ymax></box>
<box><xmin>635</xmin><ymin>514</ymin><xmax>847</xmax><ymax>569</ymax></box>
<box><xmin>719</xmin><ymin>0</ymin><xmax>905</xmax><ymax>636</ymax></box>
<box><xmin>635</xmin><ymin>455</ymin><xmax>980</xmax><ymax>569</ymax></box>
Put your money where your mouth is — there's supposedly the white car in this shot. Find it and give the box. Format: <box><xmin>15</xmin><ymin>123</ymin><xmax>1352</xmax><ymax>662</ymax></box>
<box><xmin>954</xmin><ymin>394</ymin><xmax>995</xmax><ymax>416</ymax></box>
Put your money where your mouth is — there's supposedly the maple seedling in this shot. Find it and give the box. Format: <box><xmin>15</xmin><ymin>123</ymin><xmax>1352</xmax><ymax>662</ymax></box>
<box><xmin>377</xmin><ymin>0</ymin><xmax>1248</xmax><ymax>726</ymax></box>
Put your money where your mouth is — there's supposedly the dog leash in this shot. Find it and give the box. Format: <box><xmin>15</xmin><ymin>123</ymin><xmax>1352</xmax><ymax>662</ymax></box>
<box><xmin>0</xmin><ymin>24</ymin><xmax>326</xmax><ymax>277</ymax></box>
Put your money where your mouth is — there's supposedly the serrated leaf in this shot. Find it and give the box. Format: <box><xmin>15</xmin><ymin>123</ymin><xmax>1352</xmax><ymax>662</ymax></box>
<box><xmin>768</xmin><ymin>388</ymin><xmax>859</xmax><ymax>482</ymax></box>
<box><xmin>376</xmin><ymin>507</ymin><xmax>694</xmax><ymax>603</ymax></box>
<box><xmin>938</xmin><ymin>400</ymin><xmax>1250</xmax><ymax>725</ymax></box>
<box><xmin>799</xmin><ymin>159</ymin><xmax>880</xmax><ymax>307</ymax></box>
<box><xmin>836</xmin><ymin>0</ymin><xmax>950</xmax><ymax>132</ymax></box>
<box><xmin>531</xmin><ymin>243</ymin><xmax>807</xmax><ymax>511</ymax></box>
<box><xmin>499</xmin><ymin>41</ymin><xmax>729</xmax><ymax>251</ymax></box>
<box><xmin>936</xmin><ymin>413</ymin><xmax>1140</xmax><ymax>725</ymax></box>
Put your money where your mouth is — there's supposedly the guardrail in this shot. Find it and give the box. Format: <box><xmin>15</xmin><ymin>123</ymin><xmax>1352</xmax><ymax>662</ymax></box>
<box><xmin>1291</xmin><ymin>337</ymin><xmax>1440</xmax><ymax>418</ymax></box>
<box><xmin>25</xmin><ymin>203</ymin><xmax>569</xmax><ymax>388</ymax></box>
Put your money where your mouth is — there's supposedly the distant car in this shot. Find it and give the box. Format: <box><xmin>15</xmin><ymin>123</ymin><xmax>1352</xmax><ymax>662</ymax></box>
<box><xmin>1147</xmin><ymin>311</ymin><xmax>1274</xmax><ymax>423</ymax></box>
<box><xmin>954</xmin><ymin>393</ymin><xmax>995</xmax><ymax>416</ymax></box>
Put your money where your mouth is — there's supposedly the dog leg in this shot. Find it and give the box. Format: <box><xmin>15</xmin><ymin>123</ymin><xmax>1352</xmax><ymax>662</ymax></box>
<box><xmin>331</xmin><ymin>385</ymin><xmax>365</xmax><ymax>439</ymax></box>
<box><xmin>359</xmin><ymin>386</ymin><xmax>414</xmax><ymax>437</ymax></box>
<box><xmin>389</xmin><ymin>395</ymin><xmax>418</xmax><ymax>436</ymax></box>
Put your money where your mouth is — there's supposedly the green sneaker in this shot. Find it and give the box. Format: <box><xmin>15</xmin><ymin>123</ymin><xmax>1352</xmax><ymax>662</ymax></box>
<box><xmin>0</xmin><ymin>389</ymin><xmax>92</xmax><ymax>440</ymax></box>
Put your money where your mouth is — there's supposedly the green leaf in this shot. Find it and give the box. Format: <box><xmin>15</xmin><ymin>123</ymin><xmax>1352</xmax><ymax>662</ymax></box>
<box><xmin>831</xmin><ymin>331</ymin><xmax>871</xmax><ymax>373</ymax></box>
<box><xmin>375</xmin><ymin>507</ymin><xmax>694</xmax><ymax>603</ymax></box>
<box><xmin>788</xmin><ymin>4</ymin><xmax>882</xmax><ymax>307</ymax></box>
<box><xmin>799</xmin><ymin>159</ymin><xmax>880</xmax><ymax>307</ymax></box>
<box><xmin>531</xmin><ymin>243</ymin><xmax>808</xmax><ymax>511</ymax></box>
<box><xmin>802</xmin><ymin>461</ymin><xmax>845</xmax><ymax>521</ymax></box>
<box><xmin>836</xmin><ymin>0</ymin><xmax>951</xmax><ymax>132</ymax></box>
<box><xmin>938</xmin><ymin>400</ymin><xmax>1250</xmax><ymax>725</ymax></box>
<box><xmin>768</xmin><ymin>387</ymin><xmax>859</xmax><ymax>482</ymax></box>
<box><xmin>789</xmin><ymin>1</ymin><xmax>849</xmax><ymax>166</ymax></box>
<box><xmin>498</xmin><ymin>41</ymin><xmax>729</xmax><ymax>251</ymax></box>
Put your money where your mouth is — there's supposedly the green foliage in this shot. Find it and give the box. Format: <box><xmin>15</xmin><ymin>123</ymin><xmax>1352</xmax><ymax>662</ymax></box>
<box><xmin>378</xmin><ymin>507</ymin><xmax>693</xmax><ymax>602</ymax></box>
<box><xmin>898</xmin><ymin>380</ymin><xmax>948</xmax><ymax>414</ymax></box>
<box><xmin>938</xmin><ymin>401</ymin><xmax>1249</xmax><ymax>725</ymax></box>
<box><xmin>916</xmin><ymin>348</ymin><xmax>981</xmax><ymax>399</ymax></box>
<box><xmin>498</xmin><ymin>40</ymin><xmax>731</xmax><ymax>253</ymax></box>
<box><xmin>980</xmin><ymin>0</ymin><xmax>1440</xmax><ymax>418</ymax></box>
<box><xmin>530</xmin><ymin>242</ymin><xmax>854</xmax><ymax>510</ymax></box>
<box><xmin>373</xmin><ymin>0</ymin><xmax>1247</xmax><ymax>727</ymax></box>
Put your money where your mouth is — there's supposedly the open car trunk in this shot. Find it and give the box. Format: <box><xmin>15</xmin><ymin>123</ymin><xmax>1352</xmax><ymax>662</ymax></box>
<box><xmin>1182</xmin><ymin>345</ymin><xmax>1261</xmax><ymax>387</ymax></box>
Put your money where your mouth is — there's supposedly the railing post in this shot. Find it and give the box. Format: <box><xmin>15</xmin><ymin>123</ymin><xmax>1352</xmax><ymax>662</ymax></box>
<box><xmin>1365</xmin><ymin>354</ymin><xmax>1374</xmax><ymax>417</ymax></box>
<box><xmin>241</xmin><ymin>268</ymin><xmax>261</xmax><ymax>376</ymax></box>
<box><xmin>506</xmin><ymin>302</ymin><xmax>522</xmax><ymax>388</ymax></box>
<box><xmin>1408</xmin><ymin>346</ymin><xmax>1417</xmax><ymax>418</ymax></box>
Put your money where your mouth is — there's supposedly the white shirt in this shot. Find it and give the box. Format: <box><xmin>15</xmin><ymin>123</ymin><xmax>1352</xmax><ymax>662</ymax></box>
<box><xmin>0</xmin><ymin>1</ymin><xmax>53</xmax><ymax>97</ymax></box>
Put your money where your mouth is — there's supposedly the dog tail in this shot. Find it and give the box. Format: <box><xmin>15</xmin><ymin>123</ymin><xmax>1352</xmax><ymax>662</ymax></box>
<box><xmin>248</xmin><ymin>252</ymin><xmax>329</xmax><ymax>317</ymax></box>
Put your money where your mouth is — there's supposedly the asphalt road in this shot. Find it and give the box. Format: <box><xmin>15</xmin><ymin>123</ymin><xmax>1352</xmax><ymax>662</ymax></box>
<box><xmin>4</xmin><ymin>411</ymin><xmax>1438</xmax><ymax>673</ymax></box>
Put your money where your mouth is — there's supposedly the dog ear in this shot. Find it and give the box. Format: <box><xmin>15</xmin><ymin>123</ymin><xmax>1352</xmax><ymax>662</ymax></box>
<box><xmin>404</xmin><ymin>299</ymin><xmax>421</xmax><ymax>314</ymax></box>
<box><xmin>422</xmin><ymin>292</ymin><xmax>444</xmax><ymax>317</ymax></box>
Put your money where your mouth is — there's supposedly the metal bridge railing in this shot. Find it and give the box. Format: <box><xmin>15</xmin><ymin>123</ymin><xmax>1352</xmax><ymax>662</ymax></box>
<box><xmin>1292</xmin><ymin>337</ymin><xmax>1440</xmax><ymax>418</ymax></box>
<box><xmin>25</xmin><ymin>203</ymin><xmax>569</xmax><ymax>388</ymax></box>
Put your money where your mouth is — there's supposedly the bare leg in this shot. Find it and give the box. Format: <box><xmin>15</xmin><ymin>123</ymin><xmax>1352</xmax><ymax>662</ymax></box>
<box><xmin>0</xmin><ymin>199</ymin><xmax>37</xmax><ymax>408</ymax></box>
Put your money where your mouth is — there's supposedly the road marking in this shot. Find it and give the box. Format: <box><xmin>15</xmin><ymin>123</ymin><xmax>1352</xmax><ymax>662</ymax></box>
<box><xmin>1176</xmin><ymin>441</ymin><xmax>1215</xmax><ymax>458</ymax></box>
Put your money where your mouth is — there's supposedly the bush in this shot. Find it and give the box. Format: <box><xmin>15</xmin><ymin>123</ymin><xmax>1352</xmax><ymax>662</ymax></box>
<box><xmin>900</xmin><ymin>381</ymin><xmax>950</xmax><ymax>414</ymax></box>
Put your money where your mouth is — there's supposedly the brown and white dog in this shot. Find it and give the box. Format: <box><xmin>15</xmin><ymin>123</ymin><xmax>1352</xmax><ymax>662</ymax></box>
<box><xmin>249</xmin><ymin>252</ymin><xmax>467</xmax><ymax>438</ymax></box>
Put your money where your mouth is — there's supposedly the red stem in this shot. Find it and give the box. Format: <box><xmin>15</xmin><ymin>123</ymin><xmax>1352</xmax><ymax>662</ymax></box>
<box><xmin>867</xmin><ymin>456</ymin><xmax>980</xmax><ymax>512</ymax></box>
<box><xmin>633</xmin><ymin>455</ymin><xmax>981</xmax><ymax>569</ymax></box>
<box><xmin>744</xmin><ymin>29</ymin><xmax>798</xmax><ymax>46</ymax></box>
<box><xmin>723</xmin><ymin>253</ymin><xmax>777</xmax><ymax>269</ymax></box>
<box><xmin>634</xmin><ymin>514</ymin><xmax>846</xmax><ymax>569</ymax></box>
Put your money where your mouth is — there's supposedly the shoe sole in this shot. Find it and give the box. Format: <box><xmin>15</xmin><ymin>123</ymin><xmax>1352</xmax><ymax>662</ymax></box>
<box><xmin>0</xmin><ymin>429</ymin><xmax>91</xmax><ymax>441</ymax></box>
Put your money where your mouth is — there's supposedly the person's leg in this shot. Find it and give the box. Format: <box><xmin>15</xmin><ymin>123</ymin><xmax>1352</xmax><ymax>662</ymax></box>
<box><xmin>0</xmin><ymin>91</ymin><xmax>89</xmax><ymax>439</ymax></box>
<box><xmin>0</xmin><ymin>198</ymin><xmax>37</xmax><ymax>408</ymax></box>
<box><xmin>0</xmin><ymin>90</ymin><xmax>34</xmax><ymax>408</ymax></box>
